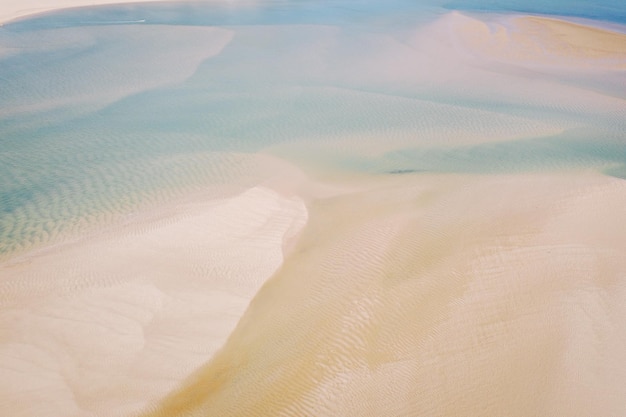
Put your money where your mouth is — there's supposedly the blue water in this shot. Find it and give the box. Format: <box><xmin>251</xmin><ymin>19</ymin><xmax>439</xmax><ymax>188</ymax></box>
<box><xmin>1</xmin><ymin>0</ymin><xmax>625</xmax><ymax>257</ymax></box>
<box><xmin>5</xmin><ymin>0</ymin><xmax>626</xmax><ymax>30</ymax></box>
<box><xmin>4</xmin><ymin>0</ymin><xmax>440</xmax><ymax>31</ymax></box>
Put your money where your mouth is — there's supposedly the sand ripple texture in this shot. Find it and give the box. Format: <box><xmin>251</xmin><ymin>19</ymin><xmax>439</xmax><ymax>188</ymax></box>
<box><xmin>0</xmin><ymin>3</ymin><xmax>625</xmax><ymax>417</ymax></box>
<box><xmin>143</xmin><ymin>172</ymin><xmax>626</xmax><ymax>417</ymax></box>
<box><xmin>1</xmin><ymin>8</ymin><xmax>625</xmax><ymax>258</ymax></box>
<box><xmin>0</xmin><ymin>23</ymin><xmax>234</xmax><ymax>258</ymax></box>
<box><xmin>0</xmin><ymin>185</ymin><xmax>307</xmax><ymax>417</ymax></box>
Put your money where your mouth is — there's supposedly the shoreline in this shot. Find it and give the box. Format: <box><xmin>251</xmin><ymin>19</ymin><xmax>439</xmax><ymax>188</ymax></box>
<box><xmin>0</xmin><ymin>182</ymin><xmax>308</xmax><ymax>416</ymax></box>
<box><xmin>142</xmin><ymin>169</ymin><xmax>626</xmax><ymax>417</ymax></box>
<box><xmin>2</xmin><ymin>2</ymin><xmax>626</xmax><ymax>416</ymax></box>
<box><xmin>0</xmin><ymin>0</ymin><xmax>168</xmax><ymax>25</ymax></box>
<box><xmin>443</xmin><ymin>11</ymin><xmax>626</xmax><ymax>71</ymax></box>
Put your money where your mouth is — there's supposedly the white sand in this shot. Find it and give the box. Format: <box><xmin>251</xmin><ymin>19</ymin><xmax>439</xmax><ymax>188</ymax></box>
<box><xmin>2</xmin><ymin>4</ymin><xmax>626</xmax><ymax>417</ymax></box>
<box><xmin>0</xmin><ymin>185</ymin><xmax>307</xmax><ymax>417</ymax></box>
<box><xmin>143</xmin><ymin>171</ymin><xmax>626</xmax><ymax>417</ymax></box>
<box><xmin>0</xmin><ymin>0</ymin><xmax>170</xmax><ymax>24</ymax></box>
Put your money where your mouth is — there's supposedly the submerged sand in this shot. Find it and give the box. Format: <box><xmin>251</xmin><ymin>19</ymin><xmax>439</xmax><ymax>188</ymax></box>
<box><xmin>1</xmin><ymin>5</ymin><xmax>626</xmax><ymax>417</ymax></box>
<box><xmin>0</xmin><ymin>182</ymin><xmax>307</xmax><ymax>416</ymax></box>
<box><xmin>138</xmin><ymin>12</ymin><xmax>626</xmax><ymax>417</ymax></box>
<box><xmin>0</xmin><ymin>0</ymin><xmax>168</xmax><ymax>24</ymax></box>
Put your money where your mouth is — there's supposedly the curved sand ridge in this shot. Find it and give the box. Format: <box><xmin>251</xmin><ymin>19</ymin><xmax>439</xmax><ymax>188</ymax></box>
<box><xmin>1</xmin><ymin>4</ymin><xmax>626</xmax><ymax>417</ymax></box>
<box><xmin>0</xmin><ymin>25</ymin><xmax>233</xmax><ymax>122</ymax></box>
<box><xmin>0</xmin><ymin>0</ymin><xmax>168</xmax><ymax>24</ymax></box>
<box><xmin>0</xmin><ymin>184</ymin><xmax>307</xmax><ymax>417</ymax></box>
<box><xmin>446</xmin><ymin>11</ymin><xmax>626</xmax><ymax>70</ymax></box>
<box><xmin>142</xmin><ymin>171</ymin><xmax>626</xmax><ymax>417</ymax></box>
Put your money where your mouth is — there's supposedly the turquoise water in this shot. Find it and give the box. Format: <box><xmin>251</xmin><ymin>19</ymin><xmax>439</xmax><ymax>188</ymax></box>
<box><xmin>1</xmin><ymin>0</ymin><xmax>625</xmax><ymax>256</ymax></box>
<box><xmin>4</xmin><ymin>1</ymin><xmax>440</xmax><ymax>30</ymax></box>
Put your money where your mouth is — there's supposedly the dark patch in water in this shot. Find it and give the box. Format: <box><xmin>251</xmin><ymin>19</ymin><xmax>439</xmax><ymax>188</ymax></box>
<box><xmin>374</xmin><ymin>130</ymin><xmax>626</xmax><ymax>176</ymax></box>
<box><xmin>0</xmin><ymin>187</ymin><xmax>37</xmax><ymax>214</ymax></box>
<box><xmin>387</xmin><ymin>169</ymin><xmax>424</xmax><ymax>175</ymax></box>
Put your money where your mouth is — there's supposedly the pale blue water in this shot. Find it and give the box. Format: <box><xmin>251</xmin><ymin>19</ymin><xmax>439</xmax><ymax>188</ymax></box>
<box><xmin>1</xmin><ymin>0</ymin><xmax>625</xmax><ymax>256</ymax></box>
<box><xmin>4</xmin><ymin>1</ymin><xmax>439</xmax><ymax>30</ymax></box>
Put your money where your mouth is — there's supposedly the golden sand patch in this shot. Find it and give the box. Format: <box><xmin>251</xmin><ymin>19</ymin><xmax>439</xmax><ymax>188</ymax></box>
<box><xmin>0</xmin><ymin>184</ymin><xmax>307</xmax><ymax>417</ymax></box>
<box><xmin>450</xmin><ymin>12</ymin><xmax>626</xmax><ymax>70</ymax></box>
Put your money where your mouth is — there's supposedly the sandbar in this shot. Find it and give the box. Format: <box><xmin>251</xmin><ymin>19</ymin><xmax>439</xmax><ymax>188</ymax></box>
<box><xmin>0</xmin><ymin>184</ymin><xmax>307</xmax><ymax>417</ymax></box>
<box><xmin>1</xmin><ymin>3</ymin><xmax>625</xmax><ymax>417</ymax></box>
<box><xmin>143</xmin><ymin>170</ymin><xmax>626</xmax><ymax>417</ymax></box>
<box><xmin>444</xmin><ymin>11</ymin><xmax>626</xmax><ymax>70</ymax></box>
<box><xmin>0</xmin><ymin>0</ymin><xmax>171</xmax><ymax>25</ymax></box>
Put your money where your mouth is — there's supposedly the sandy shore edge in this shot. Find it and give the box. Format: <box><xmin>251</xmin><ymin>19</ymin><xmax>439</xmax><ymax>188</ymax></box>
<box><xmin>0</xmin><ymin>0</ymin><xmax>171</xmax><ymax>25</ymax></box>
<box><xmin>444</xmin><ymin>11</ymin><xmax>626</xmax><ymax>70</ymax></box>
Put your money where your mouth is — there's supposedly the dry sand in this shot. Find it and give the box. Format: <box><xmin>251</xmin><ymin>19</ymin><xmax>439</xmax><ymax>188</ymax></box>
<box><xmin>0</xmin><ymin>184</ymin><xmax>307</xmax><ymax>417</ymax></box>
<box><xmin>1</xmin><ymin>5</ymin><xmax>626</xmax><ymax>417</ymax></box>
<box><xmin>446</xmin><ymin>11</ymin><xmax>626</xmax><ymax>70</ymax></box>
<box><xmin>134</xmin><ymin>19</ymin><xmax>626</xmax><ymax>417</ymax></box>
<box><xmin>141</xmin><ymin>171</ymin><xmax>626</xmax><ymax>417</ymax></box>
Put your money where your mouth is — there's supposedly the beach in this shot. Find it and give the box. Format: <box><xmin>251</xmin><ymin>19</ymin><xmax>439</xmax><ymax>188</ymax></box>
<box><xmin>1</xmin><ymin>183</ymin><xmax>308</xmax><ymax>416</ymax></box>
<box><xmin>0</xmin><ymin>0</ymin><xmax>170</xmax><ymax>25</ymax></box>
<box><xmin>1</xmin><ymin>2</ymin><xmax>626</xmax><ymax>416</ymax></box>
<box><xmin>143</xmin><ymin>171</ymin><xmax>626</xmax><ymax>417</ymax></box>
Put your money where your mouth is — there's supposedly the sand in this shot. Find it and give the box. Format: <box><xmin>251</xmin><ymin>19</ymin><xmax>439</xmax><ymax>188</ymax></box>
<box><xmin>0</xmin><ymin>185</ymin><xmax>307</xmax><ymax>417</ymax></box>
<box><xmin>135</xmin><ymin>14</ymin><xmax>626</xmax><ymax>416</ymax></box>
<box><xmin>446</xmin><ymin>11</ymin><xmax>626</xmax><ymax>70</ymax></box>
<box><xmin>1</xmin><ymin>4</ymin><xmax>626</xmax><ymax>417</ymax></box>
<box><xmin>0</xmin><ymin>0</ymin><xmax>170</xmax><ymax>24</ymax></box>
<box><xmin>141</xmin><ymin>171</ymin><xmax>626</xmax><ymax>417</ymax></box>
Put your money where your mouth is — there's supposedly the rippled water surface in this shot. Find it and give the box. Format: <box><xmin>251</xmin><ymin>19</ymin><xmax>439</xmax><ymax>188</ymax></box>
<box><xmin>1</xmin><ymin>1</ymin><xmax>626</xmax><ymax>416</ymax></box>
<box><xmin>1</xmin><ymin>0</ymin><xmax>625</xmax><ymax>256</ymax></box>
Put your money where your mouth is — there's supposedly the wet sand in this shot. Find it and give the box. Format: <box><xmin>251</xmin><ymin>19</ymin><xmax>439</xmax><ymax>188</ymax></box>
<box><xmin>141</xmin><ymin>170</ymin><xmax>626</xmax><ymax>417</ymax></box>
<box><xmin>1</xmin><ymin>5</ymin><xmax>625</xmax><ymax>417</ymax></box>
<box><xmin>0</xmin><ymin>0</ymin><xmax>169</xmax><ymax>24</ymax></box>
<box><xmin>0</xmin><ymin>182</ymin><xmax>307</xmax><ymax>416</ymax></box>
<box><xmin>139</xmin><ymin>12</ymin><xmax>626</xmax><ymax>417</ymax></box>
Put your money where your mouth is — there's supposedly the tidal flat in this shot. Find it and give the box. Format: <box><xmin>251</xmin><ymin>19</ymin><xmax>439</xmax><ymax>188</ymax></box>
<box><xmin>1</xmin><ymin>1</ymin><xmax>625</xmax><ymax>416</ymax></box>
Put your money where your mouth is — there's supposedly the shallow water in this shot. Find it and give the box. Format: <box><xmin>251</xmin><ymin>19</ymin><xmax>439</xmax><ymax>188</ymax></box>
<box><xmin>443</xmin><ymin>0</ymin><xmax>626</xmax><ymax>24</ymax></box>
<box><xmin>1</xmin><ymin>0</ymin><xmax>625</xmax><ymax>257</ymax></box>
<box><xmin>1</xmin><ymin>1</ymin><xmax>626</xmax><ymax>416</ymax></box>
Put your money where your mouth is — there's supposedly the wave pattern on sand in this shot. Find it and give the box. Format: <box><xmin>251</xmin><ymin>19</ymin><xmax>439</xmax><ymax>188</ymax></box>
<box><xmin>1</xmin><ymin>3</ymin><xmax>626</xmax><ymax>417</ymax></box>
<box><xmin>143</xmin><ymin>173</ymin><xmax>626</xmax><ymax>417</ymax></box>
<box><xmin>0</xmin><ymin>184</ymin><xmax>307</xmax><ymax>417</ymax></box>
